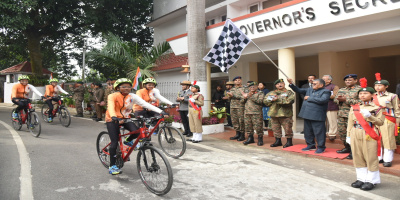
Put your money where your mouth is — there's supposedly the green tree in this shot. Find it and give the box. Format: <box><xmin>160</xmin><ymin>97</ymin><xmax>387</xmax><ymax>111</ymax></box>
<box><xmin>89</xmin><ymin>33</ymin><xmax>171</xmax><ymax>80</ymax></box>
<box><xmin>0</xmin><ymin>0</ymin><xmax>153</xmax><ymax>76</ymax></box>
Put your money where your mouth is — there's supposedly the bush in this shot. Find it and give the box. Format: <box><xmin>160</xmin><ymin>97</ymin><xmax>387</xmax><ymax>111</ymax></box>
<box><xmin>202</xmin><ymin>117</ymin><xmax>218</xmax><ymax>125</ymax></box>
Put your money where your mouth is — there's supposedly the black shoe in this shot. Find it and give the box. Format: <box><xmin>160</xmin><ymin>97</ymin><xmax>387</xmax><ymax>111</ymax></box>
<box><xmin>283</xmin><ymin>138</ymin><xmax>293</xmax><ymax>148</ymax></box>
<box><xmin>383</xmin><ymin>162</ymin><xmax>392</xmax><ymax>167</ymax></box>
<box><xmin>243</xmin><ymin>135</ymin><xmax>255</xmax><ymax>145</ymax></box>
<box><xmin>237</xmin><ymin>132</ymin><xmax>245</xmax><ymax>141</ymax></box>
<box><xmin>346</xmin><ymin>153</ymin><xmax>353</xmax><ymax>160</ymax></box>
<box><xmin>337</xmin><ymin>143</ymin><xmax>351</xmax><ymax>154</ymax></box>
<box><xmin>74</xmin><ymin>114</ymin><xmax>83</xmax><ymax>117</ymax></box>
<box><xmin>257</xmin><ymin>135</ymin><xmax>263</xmax><ymax>146</ymax></box>
<box><xmin>230</xmin><ymin>131</ymin><xmax>240</xmax><ymax>140</ymax></box>
<box><xmin>186</xmin><ymin>132</ymin><xmax>193</xmax><ymax>137</ymax></box>
<box><xmin>351</xmin><ymin>180</ymin><xmax>364</xmax><ymax>188</ymax></box>
<box><xmin>93</xmin><ymin>118</ymin><xmax>102</xmax><ymax>122</ymax></box>
<box><xmin>300</xmin><ymin>131</ymin><xmax>304</xmax><ymax>134</ymax></box>
<box><xmin>182</xmin><ymin>132</ymin><xmax>188</xmax><ymax>135</ymax></box>
<box><xmin>360</xmin><ymin>182</ymin><xmax>375</xmax><ymax>191</ymax></box>
<box><xmin>379</xmin><ymin>160</ymin><xmax>384</xmax><ymax>163</ymax></box>
<box><xmin>91</xmin><ymin>115</ymin><xmax>97</xmax><ymax>118</ymax></box>
<box><xmin>270</xmin><ymin>137</ymin><xmax>282</xmax><ymax>147</ymax></box>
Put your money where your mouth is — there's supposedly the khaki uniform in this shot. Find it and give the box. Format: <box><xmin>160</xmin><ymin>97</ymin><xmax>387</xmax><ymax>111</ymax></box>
<box><xmin>230</xmin><ymin>85</ymin><xmax>248</xmax><ymax>132</ymax></box>
<box><xmin>334</xmin><ymin>85</ymin><xmax>362</xmax><ymax>142</ymax></box>
<box><xmin>243</xmin><ymin>91</ymin><xmax>264</xmax><ymax>136</ymax></box>
<box><xmin>71</xmin><ymin>85</ymin><xmax>85</xmax><ymax>115</ymax></box>
<box><xmin>347</xmin><ymin>102</ymin><xmax>384</xmax><ymax>172</ymax></box>
<box><xmin>375</xmin><ymin>92</ymin><xmax>400</xmax><ymax>150</ymax></box>
<box><xmin>188</xmin><ymin>92</ymin><xmax>204</xmax><ymax>133</ymax></box>
<box><xmin>264</xmin><ymin>89</ymin><xmax>295</xmax><ymax>138</ymax></box>
<box><xmin>104</xmin><ymin>86</ymin><xmax>115</xmax><ymax>107</ymax></box>
<box><xmin>94</xmin><ymin>88</ymin><xmax>105</xmax><ymax>119</ymax></box>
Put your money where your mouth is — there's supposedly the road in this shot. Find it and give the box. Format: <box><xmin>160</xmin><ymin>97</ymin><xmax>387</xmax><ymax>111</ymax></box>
<box><xmin>0</xmin><ymin>105</ymin><xmax>399</xmax><ymax>200</ymax></box>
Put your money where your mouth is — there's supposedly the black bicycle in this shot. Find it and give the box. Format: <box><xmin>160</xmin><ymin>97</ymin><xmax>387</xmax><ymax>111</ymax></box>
<box><xmin>11</xmin><ymin>99</ymin><xmax>41</xmax><ymax>137</ymax></box>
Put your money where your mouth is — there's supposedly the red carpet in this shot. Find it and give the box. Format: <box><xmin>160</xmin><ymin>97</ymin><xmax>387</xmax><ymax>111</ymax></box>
<box><xmin>282</xmin><ymin>144</ymin><xmax>349</xmax><ymax>159</ymax></box>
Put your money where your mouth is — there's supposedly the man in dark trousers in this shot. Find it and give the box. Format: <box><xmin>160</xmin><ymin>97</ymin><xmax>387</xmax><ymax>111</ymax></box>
<box><xmin>299</xmin><ymin>75</ymin><xmax>316</xmax><ymax>134</ymax></box>
<box><xmin>176</xmin><ymin>81</ymin><xmax>193</xmax><ymax>137</ymax></box>
<box><xmin>288</xmin><ymin>78</ymin><xmax>331</xmax><ymax>154</ymax></box>
<box><xmin>212</xmin><ymin>85</ymin><xmax>225</xmax><ymax>109</ymax></box>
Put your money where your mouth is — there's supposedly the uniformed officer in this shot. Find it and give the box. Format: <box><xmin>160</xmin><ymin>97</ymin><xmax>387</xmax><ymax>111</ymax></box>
<box><xmin>347</xmin><ymin>78</ymin><xmax>384</xmax><ymax>191</ymax></box>
<box><xmin>242</xmin><ymin>82</ymin><xmax>265</xmax><ymax>146</ymax></box>
<box><xmin>264</xmin><ymin>79</ymin><xmax>295</xmax><ymax>148</ymax></box>
<box><xmin>227</xmin><ymin>76</ymin><xmax>247</xmax><ymax>141</ymax></box>
<box><xmin>188</xmin><ymin>83</ymin><xmax>204</xmax><ymax>143</ymax></box>
<box><xmin>222</xmin><ymin>81</ymin><xmax>234</xmax><ymax>127</ymax></box>
<box><xmin>373</xmin><ymin>73</ymin><xmax>400</xmax><ymax>167</ymax></box>
<box><xmin>334</xmin><ymin>74</ymin><xmax>362</xmax><ymax>159</ymax></box>
<box><xmin>176</xmin><ymin>80</ymin><xmax>193</xmax><ymax>137</ymax></box>
<box><xmin>88</xmin><ymin>83</ymin><xmax>97</xmax><ymax>118</ymax></box>
<box><xmin>104</xmin><ymin>78</ymin><xmax>115</xmax><ymax>107</ymax></box>
<box><xmin>69</xmin><ymin>81</ymin><xmax>85</xmax><ymax>117</ymax></box>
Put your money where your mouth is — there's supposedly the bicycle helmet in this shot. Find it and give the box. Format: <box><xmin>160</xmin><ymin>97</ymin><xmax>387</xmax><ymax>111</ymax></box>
<box><xmin>18</xmin><ymin>75</ymin><xmax>30</xmax><ymax>81</ymax></box>
<box><xmin>49</xmin><ymin>78</ymin><xmax>59</xmax><ymax>83</ymax></box>
<box><xmin>113</xmin><ymin>78</ymin><xmax>132</xmax><ymax>90</ymax></box>
<box><xmin>142</xmin><ymin>77</ymin><xmax>157</xmax><ymax>86</ymax></box>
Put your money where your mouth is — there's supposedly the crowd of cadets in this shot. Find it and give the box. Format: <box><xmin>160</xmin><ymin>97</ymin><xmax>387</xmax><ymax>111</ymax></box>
<box><xmin>204</xmin><ymin>74</ymin><xmax>399</xmax><ymax>191</ymax></box>
<box><xmin>10</xmin><ymin>73</ymin><xmax>398</xmax><ymax>186</ymax></box>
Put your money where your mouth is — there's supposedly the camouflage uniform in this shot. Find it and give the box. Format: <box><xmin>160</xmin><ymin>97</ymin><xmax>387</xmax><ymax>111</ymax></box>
<box><xmin>71</xmin><ymin>85</ymin><xmax>85</xmax><ymax>115</ymax></box>
<box><xmin>224</xmin><ymin>89</ymin><xmax>233</xmax><ymax>126</ymax></box>
<box><xmin>243</xmin><ymin>91</ymin><xmax>265</xmax><ymax>136</ymax></box>
<box><xmin>334</xmin><ymin>85</ymin><xmax>361</xmax><ymax>142</ymax></box>
<box><xmin>230</xmin><ymin>85</ymin><xmax>248</xmax><ymax>132</ymax></box>
<box><xmin>104</xmin><ymin>86</ymin><xmax>115</xmax><ymax>107</ymax></box>
<box><xmin>264</xmin><ymin>89</ymin><xmax>295</xmax><ymax>138</ymax></box>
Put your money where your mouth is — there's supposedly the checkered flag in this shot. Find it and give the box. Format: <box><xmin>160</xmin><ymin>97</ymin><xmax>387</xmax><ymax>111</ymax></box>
<box><xmin>203</xmin><ymin>19</ymin><xmax>251</xmax><ymax>73</ymax></box>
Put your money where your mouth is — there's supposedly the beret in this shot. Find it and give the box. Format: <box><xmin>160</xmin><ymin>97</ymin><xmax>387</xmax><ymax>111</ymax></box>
<box><xmin>233</xmin><ymin>76</ymin><xmax>242</xmax><ymax>81</ymax></box>
<box><xmin>343</xmin><ymin>74</ymin><xmax>357</xmax><ymax>80</ymax></box>
<box><xmin>358</xmin><ymin>87</ymin><xmax>375</xmax><ymax>94</ymax></box>
<box><xmin>374</xmin><ymin>80</ymin><xmax>389</xmax><ymax>86</ymax></box>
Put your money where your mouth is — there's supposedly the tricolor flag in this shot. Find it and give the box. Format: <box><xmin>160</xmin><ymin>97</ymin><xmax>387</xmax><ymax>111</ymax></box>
<box><xmin>133</xmin><ymin>68</ymin><xmax>142</xmax><ymax>90</ymax></box>
<box><xmin>203</xmin><ymin>19</ymin><xmax>252</xmax><ymax>73</ymax></box>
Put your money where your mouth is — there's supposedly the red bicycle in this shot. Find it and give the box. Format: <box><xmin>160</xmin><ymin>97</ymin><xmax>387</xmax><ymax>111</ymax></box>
<box><xmin>11</xmin><ymin>99</ymin><xmax>42</xmax><ymax>137</ymax></box>
<box><xmin>96</xmin><ymin>115</ymin><xmax>173</xmax><ymax>195</ymax></box>
<box><xmin>41</xmin><ymin>96</ymin><xmax>71</xmax><ymax>127</ymax></box>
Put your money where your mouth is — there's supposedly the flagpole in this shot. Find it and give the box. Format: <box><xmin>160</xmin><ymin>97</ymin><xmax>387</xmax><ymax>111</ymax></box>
<box><xmin>250</xmin><ymin>41</ymin><xmax>289</xmax><ymax>79</ymax></box>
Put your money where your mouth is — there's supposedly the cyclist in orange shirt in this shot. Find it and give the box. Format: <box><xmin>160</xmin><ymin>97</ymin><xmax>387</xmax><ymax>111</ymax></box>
<box><xmin>106</xmin><ymin>78</ymin><xmax>167</xmax><ymax>175</ymax></box>
<box><xmin>134</xmin><ymin>77</ymin><xmax>173</xmax><ymax>118</ymax></box>
<box><xmin>11</xmin><ymin>75</ymin><xmax>43</xmax><ymax>119</ymax></box>
<box><xmin>44</xmin><ymin>78</ymin><xmax>69</xmax><ymax>122</ymax></box>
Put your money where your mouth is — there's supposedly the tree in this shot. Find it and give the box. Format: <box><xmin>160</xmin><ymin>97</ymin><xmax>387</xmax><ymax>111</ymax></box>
<box><xmin>88</xmin><ymin>33</ymin><xmax>171</xmax><ymax>79</ymax></box>
<box><xmin>0</xmin><ymin>0</ymin><xmax>153</xmax><ymax>77</ymax></box>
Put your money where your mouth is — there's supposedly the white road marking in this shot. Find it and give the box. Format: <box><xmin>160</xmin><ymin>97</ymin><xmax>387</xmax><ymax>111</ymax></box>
<box><xmin>0</xmin><ymin>120</ymin><xmax>34</xmax><ymax>200</ymax></box>
<box><xmin>186</xmin><ymin>140</ymin><xmax>390</xmax><ymax>200</ymax></box>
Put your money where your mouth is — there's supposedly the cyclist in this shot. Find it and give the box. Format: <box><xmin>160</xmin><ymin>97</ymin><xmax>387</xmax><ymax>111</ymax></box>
<box><xmin>44</xmin><ymin>78</ymin><xmax>69</xmax><ymax>122</ymax></box>
<box><xmin>11</xmin><ymin>75</ymin><xmax>43</xmax><ymax>119</ymax></box>
<box><xmin>106</xmin><ymin>78</ymin><xmax>166</xmax><ymax>175</ymax></box>
<box><xmin>134</xmin><ymin>77</ymin><xmax>173</xmax><ymax>118</ymax></box>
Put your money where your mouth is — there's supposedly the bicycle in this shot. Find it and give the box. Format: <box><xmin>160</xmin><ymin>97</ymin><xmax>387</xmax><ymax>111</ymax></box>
<box><xmin>96</xmin><ymin>116</ymin><xmax>173</xmax><ymax>195</ymax></box>
<box><xmin>41</xmin><ymin>96</ymin><xmax>71</xmax><ymax>127</ymax></box>
<box><xmin>122</xmin><ymin>106</ymin><xmax>186</xmax><ymax>159</ymax></box>
<box><xmin>11</xmin><ymin>99</ymin><xmax>42</xmax><ymax>137</ymax></box>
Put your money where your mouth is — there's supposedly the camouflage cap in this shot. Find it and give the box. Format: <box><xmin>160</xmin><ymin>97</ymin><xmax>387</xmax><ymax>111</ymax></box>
<box><xmin>248</xmin><ymin>81</ymin><xmax>257</xmax><ymax>87</ymax></box>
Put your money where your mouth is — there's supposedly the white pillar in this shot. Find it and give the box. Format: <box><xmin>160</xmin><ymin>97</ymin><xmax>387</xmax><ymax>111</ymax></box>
<box><xmin>278</xmin><ymin>48</ymin><xmax>296</xmax><ymax>132</ymax></box>
<box><xmin>6</xmin><ymin>75</ymin><xmax>10</xmax><ymax>83</ymax></box>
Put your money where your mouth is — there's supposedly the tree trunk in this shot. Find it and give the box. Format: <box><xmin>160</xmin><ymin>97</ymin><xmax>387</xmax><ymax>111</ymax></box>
<box><xmin>26</xmin><ymin>32</ymin><xmax>43</xmax><ymax>76</ymax></box>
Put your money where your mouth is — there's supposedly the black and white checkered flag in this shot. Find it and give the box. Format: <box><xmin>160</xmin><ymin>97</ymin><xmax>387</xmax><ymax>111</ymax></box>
<box><xmin>203</xmin><ymin>19</ymin><xmax>251</xmax><ymax>73</ymax></box>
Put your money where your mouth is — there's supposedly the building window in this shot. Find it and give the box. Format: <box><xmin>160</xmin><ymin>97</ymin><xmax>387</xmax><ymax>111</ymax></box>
<box><xmin>221</xmin><ymin>15</ymin><xmax>227</xmax><ymax>22</ymax></box>
<box><xmin>262</xmin><ymin>0</ymin><xmax>280</xmax><ymax>9</ymax></box>
<box><xmin>210</xmin><ymin>19</ymin><xmax>215</xmax><ymax>25</ymax></box>
<box><xmin>206</xmin><ymin>21</ymin><xmax>210</xmax><ymax>26</ymax></box>
<box><xmin>249</xmin><ymin>3</ymin><xmax>259</xmax><ymax>13</ymax></box>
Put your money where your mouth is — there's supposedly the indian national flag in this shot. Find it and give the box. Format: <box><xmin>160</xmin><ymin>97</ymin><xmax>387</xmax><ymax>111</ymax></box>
<box><xmin>133</xmin><ymin>68</ymin><xmax>142</xmax><ymax>90</ymax></box>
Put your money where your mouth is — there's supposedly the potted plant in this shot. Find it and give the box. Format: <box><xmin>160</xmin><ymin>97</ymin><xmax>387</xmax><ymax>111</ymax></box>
<box><xmin>209</xmin><ymin>107</ymin><xmax>229</xmax><ymax>123</ymax></box>
<box><xmin>171</xmin><ymin>115</ymin><xmax>183</xmax><ymax>129</ymax></box>
<box><xmin>201</xmin><ymin>116</ymin><xmax>224</xmax><ymax>134</ymax></box>
<box><xmin>395</xmin><ymin>131</ymin><xmax>400</xmax><ymax>154</ymax></box>
<box><xmin>164</xmin><ymin>115</ymin><xmax>174</xmax><ymax>126</ymax></box>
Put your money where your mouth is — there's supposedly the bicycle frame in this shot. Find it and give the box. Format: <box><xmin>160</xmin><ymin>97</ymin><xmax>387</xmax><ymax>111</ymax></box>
<box><xmin>101</xmin><ymin>117</ymin><xmax>165</xmax><ymax>163</ymax></box>
<box><xmin>14</xmin><ymin>102</ymin><xmax>33</xmax><ymax>124</ymax></box>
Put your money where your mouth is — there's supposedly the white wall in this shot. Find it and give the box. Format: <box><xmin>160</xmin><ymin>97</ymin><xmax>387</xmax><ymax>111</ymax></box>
<box><xmin>3</xmin><ymin>83</ymin><xmax>45</xmax><ymax>103</ymax></box>
<box><xmin>153</xmin><ymin>16</ymin><xmax>187</xmax><ymax>45</ymax></box>
<box><xmin>153</xmin><ymin>0</ymin><xmax>187</xmax><ymax>20</ymax></box>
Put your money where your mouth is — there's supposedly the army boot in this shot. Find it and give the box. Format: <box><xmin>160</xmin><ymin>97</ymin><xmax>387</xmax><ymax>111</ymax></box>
<box><xmin>237</xmin><ymin>132</ymin><xmax>245</xmax><ymax>141</ymax></box>
<box><xmin>270</xmin><ymin>137</ymin><xmax>282</xmax><ymax>147</ymax></box>
<box><xmin>346</xmin><ymin>150</ymin><xmax>353</xmax><ymax>160</ymax></box>
<box><xmin>257</xmin><ymin>135</ymin><xmax>264</xmax><ymax>146</ymax></box>
<box><xmin>243</xmin><ymin>134</ymin><xmax>255</xmax><ymax>145</ymax></box>
<box><xmin>230</xmin><ymin>131</ymin><xmax>240</xmax><ymax>140</ymax></box>
<box><xmin>283</xmin><ymin>138</ymin><xmax>293</xmax><ymax>148</ymax></box>
<box><xmin>336</xmin><ymin>143</ymin><xmax>351</xmax><ymax>154</ymax></box>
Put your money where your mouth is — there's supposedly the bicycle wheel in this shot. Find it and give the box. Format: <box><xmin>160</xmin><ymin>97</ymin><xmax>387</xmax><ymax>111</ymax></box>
<box><xmin>137</xmin><ymin>145</ymin><xmax>173</xmax><ymax>195</ymax></box>
<box><xmin>29</xmin><ymin>112</ymin><xmax>41</xmax><ymax>137</ymax></box>
<box><xmin>11</xmin><ymin>109</ymin><xmax>22</xmax><ymax>131</ymax></box>
<box><xmin>158</xmin><ymin>126</ymin><xmax>186</xmax><ymax>159</ymax></box>
<box><xmin>96</xmin><ymin>131</ymin><xmax>124</xmax><ymax>169</ymax></box>
<box><xmin>41</xmin><ymin>103</ymin><xmax>49</xmax><ymax>122</ymax></box>
<box><xmin>59</xmin><ymin>107</ymin><xmax>71</xmax><ymax>127</ymax></box>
